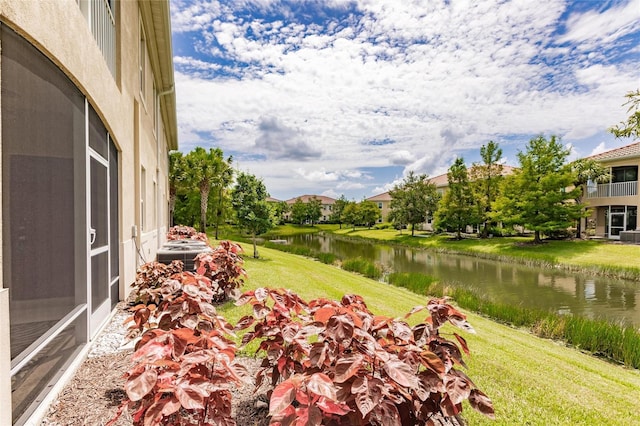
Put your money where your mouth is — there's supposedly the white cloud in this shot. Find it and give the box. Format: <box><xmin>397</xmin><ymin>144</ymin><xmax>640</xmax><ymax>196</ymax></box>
<box><xmin>390</xmin><ymin>150</ymin><xmax>415</xmax><ymax>165</ymax></box>
<box><xmin>336</xmin><ymin>181</ymin><xmax>365</xmax><ymax>190</ymax></box>
<box><xmin>171</xmin><ymin>0</ymin><xmax>640</xmax><ymax>199</ymax></box>
<box><xmin>295</xmin><ymin>168</ymin><xmax>340</xmax><ymax>182</ymax></box>
<box><xmin>590</xmin><ymin>142</ymin><xmax>608</xmax><ymax>156</ymax></box>
<box><xmin>322</xmin><ymin>189</ymin><xmax>340</xmax><ymax>198</ymax></box>
<box><xmin>559</xmin><ymin>0</ymin><xmax>640</xmax><ymax>47</ymax></box>
<box><xmin>255</xmin><ymin>116</ymin><xmax>322</xmax><ymax>160</ymax></box>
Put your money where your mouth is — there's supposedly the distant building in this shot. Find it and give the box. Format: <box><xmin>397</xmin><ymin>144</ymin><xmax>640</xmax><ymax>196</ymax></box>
<box><xmin>366</xmin><ymin>192</ymin><xmax>393</xmax><ymax>223</ymax></box>
<box><xmin>368</xmin><ymin>166</ymin><xmax>516</xmax><ymax>231</ymax></box>
<box><xmin>285</xmin><ymin>195</ymin><xmax>336</xmax><ymax>223</ymax></box>
<box><xmin>582</xmin><ymin>141</ymin><xmax>639</xmax><ymax>239</ymax></box>
<box><xmin>0</xmin><ymin>1</ymin><xmax>177</xmax><ymax>424</ymax></box>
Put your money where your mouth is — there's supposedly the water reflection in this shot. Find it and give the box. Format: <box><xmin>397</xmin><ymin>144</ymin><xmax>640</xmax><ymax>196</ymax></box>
<box><xmin>283</xmin><ymin>234</ymin><xmax>640</xmax><ymax>326</ymax></box>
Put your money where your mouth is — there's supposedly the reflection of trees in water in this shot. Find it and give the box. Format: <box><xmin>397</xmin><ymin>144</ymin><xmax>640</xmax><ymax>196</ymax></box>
<box><xmin>286</xmin><ymin>233</ymin><xmax>640</xmax><ymax>326</ymax></box>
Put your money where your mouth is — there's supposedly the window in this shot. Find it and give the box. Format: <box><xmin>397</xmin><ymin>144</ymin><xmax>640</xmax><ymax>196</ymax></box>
<box><xmin>139</xmin><ymin>22</ymin><xmax>146</xmax><ymax>101</ymax></box>
<box><xmin>611</xmin><ymin>166</ymin><xmax>638</xmax><ymax>183</ymax></box>
<box><xmin>378</xmin><ymin>202</ymin><xmax>383</xmax><ymax>209</ymax></box>
<box><xmin>153</xmin><ymin>84</ymin><xmax>159</xmax><ymax>137</ymax></box>
<box><xmin>141</xmin><ymin>167</ymin><xmax>146</xmax><ymax>231</ymax></box>
<box><xmin>153</xmin><ymin>179</ymin><xmax>157</xmax><ymax>228</ymax></box>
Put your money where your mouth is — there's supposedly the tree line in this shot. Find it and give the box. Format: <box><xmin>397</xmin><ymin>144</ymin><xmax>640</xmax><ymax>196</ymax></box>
<box><xmin>170</xmin><ymin>148</ymin><xmax>274</xmax><ymax>257</ymax></box>
<box><xmin>170</xmin><ymin>89</ymin><xmax>639</xmax><ymax>249</ymax></box>
<box><xmin>387</xmin><ymin>136</ymin><xmax>611</xmax><ymax>243</ymax></box>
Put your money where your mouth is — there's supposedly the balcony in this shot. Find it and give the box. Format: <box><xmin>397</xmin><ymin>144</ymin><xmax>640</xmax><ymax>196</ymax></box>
<box><xmin>586</xmin><ymin>181</ymin><xmax>638</xmax><ymax>198</ymax></box>
<box><xmin>78</xmin><ymin>0</ymin><xmax>116</xmax><ymax>77</ymax></box>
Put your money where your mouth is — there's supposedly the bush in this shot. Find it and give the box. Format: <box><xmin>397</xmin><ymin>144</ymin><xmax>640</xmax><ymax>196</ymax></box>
<box><xmin>194</xmin><ymin>240</ymin><xmax>247</xmax><ymax>302</ymax></box>
<box><xmin>131</xmin><ymin>260</ymin><xmax>184</xmax><ymax>304</ymax></box>
<box><xmin>112</xmin><ymin>269</ymin><xmax>247</xmax><ymax>426</ymax></box>
<box><xmin>236</xmin><ymin>288</ymin><xmax>495</xmax><ymax>425</ymax></box>
<box><xmin>167</xmin><ymin>225</ymin><xmax>208</xmax><ymax>242</ymax></box>
<box><xmin>374</xmin><ymin>222</ymin><xmax>393</xmax><ymax>230</ymax></box>
<box><xmin>341</xmin><ymin>257</ymin><xmax>382</xmax><ymax>280</ymax></box>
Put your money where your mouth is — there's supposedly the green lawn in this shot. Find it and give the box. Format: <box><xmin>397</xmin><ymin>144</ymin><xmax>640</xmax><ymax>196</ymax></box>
<box><xmin>216</xmin><ymin>242</ymin><xmax>640</xmax><ymax>425</ymax></box>
<box><xmin>329</xmin><ymin>227</ymin><xmax>640</xmax><ymax>279</ymax></box>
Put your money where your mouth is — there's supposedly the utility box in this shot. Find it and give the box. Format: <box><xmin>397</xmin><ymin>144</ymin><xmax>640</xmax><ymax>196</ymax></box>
<box><xmin>620</xmin><ymin>231</ymin><xmax>640</xmax><ymax>244</ymax></box>
<box><xmin>157</xmin><ymin>240</ymin><xmax>212</xmax><ymax>270</ymax></box>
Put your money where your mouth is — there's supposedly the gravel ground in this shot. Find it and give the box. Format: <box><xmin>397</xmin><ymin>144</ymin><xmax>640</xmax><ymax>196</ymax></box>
<box><xmin>40</xmin><ymin>302</ymin><xmax>269</xmax><ymax>426</ymax></box>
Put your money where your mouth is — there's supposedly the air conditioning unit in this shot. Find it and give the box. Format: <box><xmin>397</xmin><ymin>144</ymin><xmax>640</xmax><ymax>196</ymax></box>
<box><xmin>157</xmin><ymin>240</ymin><xmax>212</xmax><ymax>271</ymax></box>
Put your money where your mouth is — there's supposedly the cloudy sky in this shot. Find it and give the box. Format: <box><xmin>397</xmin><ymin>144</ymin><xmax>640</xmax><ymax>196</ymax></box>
<box><xmin>170</xmin><ymin>0</ymin><xmax>640</xmax><ymax>201</ymax></box>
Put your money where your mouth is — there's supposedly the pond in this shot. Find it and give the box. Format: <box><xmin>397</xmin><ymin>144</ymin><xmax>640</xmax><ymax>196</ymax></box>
<box><xmin>279</xmin><ymin>233</ymin><xmax>640</xmax><ymax>326</ymax></box>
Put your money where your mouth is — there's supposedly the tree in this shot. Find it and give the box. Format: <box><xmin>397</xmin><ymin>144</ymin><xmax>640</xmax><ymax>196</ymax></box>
<box><xmin>571</xmin><ymin>158</ymin><xmax>610</xmax><ymax>238</ymax></box>
<box><xmin>492</xmin><ymin>135</ymin><xmax>583</xmax><ymax>244</ymax></box>
<box><xmin>185</xmin><ymin>147</ymin><xmax>229</xmax><ymax>233</ymax></box>
<box><xmin>330</xmin><ymin>195</ymin><xmax>349</xmax><ymax>228</ymax></box>
<box><xmin>609</xmin><ymin>89</ymin><xmax>640</xmax><ymax>139</ymax></box>
<box><xmin>271</xmin><ymin>201</ymin><xmax>290</xmax><ymax>225</ymax></box>
<box><xmin>306</xmin><ymin>196</ymin><xmax>322</xmax><ymax>225</ymax></box>
<box><xmin>231</xmin><ymin>172</ymin><xmax>275</xmax><ymax>258</ymax></box>
<box><xmin>470</xmin><ymin>141</ymin><xmax>504</xmax><ymax>238</ymax></box>
<box><xmin>290</xmin><ymin>198</ymin><xmax>307</xmax><ymax>225</ymax></box>
<box><xmin>342</xmin><ymin>201</ymin><xmax>359</xmax><ymax>230</ymax></box>
<box><xmin>211</xmin><ymin>156</ymin><xmax>234</xmax><ymax>239</ymax></box>
<box><xmin>434</xmin><ymin>158</ymin><xmax>478</xmax><ymax>239</ymax></box>
<box><xmin>358</xmin><ymin>200</ymin><xmax>381</xmax><ymax>228</ymax></box>
<box><xmin>389</xmin><ymin>171</ymin><xmax>440</xmax><ymax>236</ymax></box>
<box><xmin>169</xmin><ymin>151</ymin><xmax>187</xmax><ymax>227</ymax></box>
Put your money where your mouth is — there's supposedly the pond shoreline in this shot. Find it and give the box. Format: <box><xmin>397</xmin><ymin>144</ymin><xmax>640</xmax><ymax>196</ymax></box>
<box><xmin>317</xmin><ymin>230</ymin><xmax>640</xmax><ymax>282</ymax></box>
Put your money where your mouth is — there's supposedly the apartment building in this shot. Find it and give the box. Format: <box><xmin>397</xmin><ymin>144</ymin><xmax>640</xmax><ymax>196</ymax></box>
<box><xmin>366</xmin><ymin>192</ymin><xmax>393</xmax><ymax>223</ymax></box>
<box><xmin>284</xmin><ymin>195</ymin><xmax>336</xmax><ymax>223</ymax></box>
<box><xmin>583</xmin><ymin>142</ymin><xmax>639</xmax><ymax>239</ymax></box>
<box><xmin>0</xmin><ymin>1</ymin><xmax>177</xmax><ymax>423</ymax></box>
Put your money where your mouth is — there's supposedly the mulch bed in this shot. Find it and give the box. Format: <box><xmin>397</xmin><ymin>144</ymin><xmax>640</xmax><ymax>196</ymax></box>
<box><xmin>41</xmin><ymin>351</ymin><xmax>269</xmax><ymax>426</ymax></box>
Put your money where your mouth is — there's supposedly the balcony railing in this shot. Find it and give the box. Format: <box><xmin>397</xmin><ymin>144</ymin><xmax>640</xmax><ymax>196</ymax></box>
<box><xmin>78</xmin><ymin>0</ymin><xmax>116</xmax><ymax>77</ymax></box>
<box><xmin>586</xmin><ymin>181</ymin><xmax>638</xmax><ymax>198</ymax></box>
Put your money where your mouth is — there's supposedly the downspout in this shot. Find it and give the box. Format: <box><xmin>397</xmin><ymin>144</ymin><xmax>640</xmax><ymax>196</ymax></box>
<box><xmin>157</xmin><ymin>84</ymin><xmax>174</xmax><ymax>247</ymax></box>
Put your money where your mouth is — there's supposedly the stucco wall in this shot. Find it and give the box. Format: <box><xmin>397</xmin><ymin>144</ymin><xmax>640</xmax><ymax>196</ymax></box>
<box><xmin>0</xmin><ymin>0</ymin><xmax>174</xmax><ymax>422</ymax></box>
<box><xmin>0</xmin><ymin>0</ymin><xmax>171</xmax><ymax>294</ymax></box>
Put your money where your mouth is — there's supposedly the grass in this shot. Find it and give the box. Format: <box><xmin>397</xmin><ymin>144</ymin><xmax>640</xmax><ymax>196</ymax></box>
<box><xmin>214</xmin><ymin>243</ymin><xmax>640</xmax><ymax>425</ymax></box>
<box><xmin>341</xmin><ymin>257</ymin><xmax>383</xmax><ymax>280</ymax></box>
<box><xmin>386</xmin><ymin>273</ymin><xmax>640</xmax><ymax>368</ymax></box>
<box><xmin>329</xmin><ymin>227</ymin><xmax>640</xmax><ymax>280</ymax></box>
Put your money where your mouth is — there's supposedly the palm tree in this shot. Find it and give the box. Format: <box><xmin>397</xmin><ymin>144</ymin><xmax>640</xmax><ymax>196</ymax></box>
<box><xmin>168</xmin><ymin>151</ymin><xmax>186</xmax><ymax>227</ymax></box>
<box><xmin>213</xmin><ymin>156</ymin><xmax>233</xmax><ymax>239</ymax></box>
<box><xmin>185</xmin><ymin>147</ymin><xmax>227</xmax><ymax>233</ymax></box>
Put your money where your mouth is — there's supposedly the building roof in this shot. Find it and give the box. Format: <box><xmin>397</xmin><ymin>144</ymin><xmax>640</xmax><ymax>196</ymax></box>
<box><xmin>286</xmin><ymin>195</ymin><xmax>336</xmax><ymax>204</ymax></box>
<box><xmin>140</xmin><ymin>1</ymin><xmax>178</xmax><ymax>150</ymax></box>
<box><xmin>266</xmin><ymin>197</ymin><xmax>281</xmax><ymax>203</ymax></box>
<box><xmin>586</xmin><ymin>141</ymin><xmax>640</xmax><ymax>162</ymax></box>
<box><xmin>366</xmin><ymin>192</ymin><xmax>393</xmax><ymax>202</ymax></box>
<box><xmin>428</xmin><ymin>173</ymin><xmax>449</xmax><ymax>187</ymax></box>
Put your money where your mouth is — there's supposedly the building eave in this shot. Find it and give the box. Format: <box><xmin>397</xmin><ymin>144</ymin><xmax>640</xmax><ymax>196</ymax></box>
<box><xmin>140</xmin><ymin>0</ymin><xmax>178</xmax><ymax>151</ymax></box>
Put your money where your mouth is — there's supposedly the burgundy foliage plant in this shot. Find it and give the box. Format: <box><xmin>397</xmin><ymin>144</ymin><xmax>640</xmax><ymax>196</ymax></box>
<box><xmin>236</xmin><ymin>288</ymin><xmax>495</xmax><ymax>425</ymax></box>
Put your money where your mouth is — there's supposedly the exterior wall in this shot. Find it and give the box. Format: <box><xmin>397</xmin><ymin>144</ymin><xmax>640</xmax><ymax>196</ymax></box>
<box><xmin>284</xmin><ymin>195</ymin><xmax>336</xmax><ymax>223</ymax></box>
<box><xmin>365</xmin><ymin>194</ymin><xmax>392</xmax><ymax>222</ymax></box>
<box><xmin>583</xmin><ymin>154</ymin><xmax>640</xmax><ymax>237</ymax></box>
<box><xmin>0</xmin><ymin>0</ymin><xmax>176</xmax><ymax>422</ymax></box>
<box><xmin>584</xmin><ymin>157</ymin><xmax>640</xmax><ymax>209</ymax></box>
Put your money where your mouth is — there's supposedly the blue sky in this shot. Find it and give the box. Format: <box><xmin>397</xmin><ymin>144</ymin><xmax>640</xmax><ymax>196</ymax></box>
<box><xmin>170</xmin><ymin>0</ymin><xmax>640</xmax><ymax>201</ymax></box>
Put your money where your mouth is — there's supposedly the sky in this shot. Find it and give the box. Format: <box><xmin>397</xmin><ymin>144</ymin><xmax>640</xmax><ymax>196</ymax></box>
<box><xmin>169</xmin><ymin>0</ymin><xmax>640</xmax><ymax>201</ymax></box>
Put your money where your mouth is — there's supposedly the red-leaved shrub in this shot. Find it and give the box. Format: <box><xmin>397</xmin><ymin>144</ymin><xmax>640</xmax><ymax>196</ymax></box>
<box><xmin>194</xmin><ymin>240</ymin><xmax>246</xmax><ymax>302</ymax></box>
<box><xmin>112</xmin><ymin>269</ymin><xmax>246</xmax><ymax>425</ymax></box>
<box><xmin>236</xmin><ymin>288</ymin><xmax>494</xmax><ymax>425</ymax></box>
<box><xmin>167</xmin><ymin>225</ymin><xmax>208</xmax><ymax>242</ymax></box>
